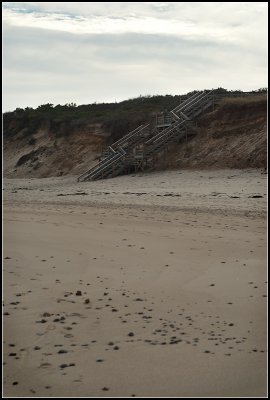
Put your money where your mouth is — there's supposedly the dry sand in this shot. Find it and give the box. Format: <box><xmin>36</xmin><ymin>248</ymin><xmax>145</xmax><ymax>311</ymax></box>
<box><xmin>3</xmin><ymin>169</ymin><xmax>267</xmax><ymax>397</ymax></box>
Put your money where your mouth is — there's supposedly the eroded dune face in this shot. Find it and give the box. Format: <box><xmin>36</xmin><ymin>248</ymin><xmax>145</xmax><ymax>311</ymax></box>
<box><xmin>166</xmin><ymin>97</ymin><xmax>267</xmax><ymax>170</ymax></box>
<box><xmin>3</xmin><ymin>95</ymin><xmax>267</xmax><ymax>179</ymax></box>
<box><xmin>3</xmin><ymin>121</ymin><xmax>107</xmax><ymax>178</ymax></box>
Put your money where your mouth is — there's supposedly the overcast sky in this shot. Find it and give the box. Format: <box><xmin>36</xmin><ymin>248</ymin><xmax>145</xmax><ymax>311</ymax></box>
<box><xmin>2</xmin><ymin>2</ymin><xmax>268</xmax><ymax>111</ymax></box>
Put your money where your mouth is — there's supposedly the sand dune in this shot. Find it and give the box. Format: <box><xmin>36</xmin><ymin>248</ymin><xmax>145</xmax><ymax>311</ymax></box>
<box><xmin>3</xmin><ymin>169</ymin><xmax>267</xmax><ymax>397</ymax></box>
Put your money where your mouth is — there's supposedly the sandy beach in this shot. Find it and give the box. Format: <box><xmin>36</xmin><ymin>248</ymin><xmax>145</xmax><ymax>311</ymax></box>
<box><xmin>3</xmin><ymin>169</ymin><xmax>267</xmax><ymax>397</ymax></box>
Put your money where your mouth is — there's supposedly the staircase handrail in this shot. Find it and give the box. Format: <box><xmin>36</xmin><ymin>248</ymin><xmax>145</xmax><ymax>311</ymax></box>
<box><xmin>152</xmin><ymin>120</ymin><xmax>186</xmax><ymax>144</ymax></box>
<box><xmin>183</xmin><ymin>90</ymin><xmax>214</xmax><ymax>113</ymax></box>
<box><xmin>78</xmin><ymin>151</ymin><xmax>122</xmax><ymax>182</ymax></box>
<box><xmin>111</xmin><ymin>125</ymin><xmax>145</xmax><ymax>149</ymax></box>
<box><xmin>78</xmin><ymin>154</ymin><xmax>121</xmax><ymax>182</ymax></box>
<box><xmin>178</xmin><ymin>111</ymin><xmax>190</xmax><ymax>120</ymax></box>
<box><xmin>191</xmin><ymin>99</ymin><xmax>213</xmax><ymax>118</ymax></box>
<box><xmin>88</xmin><ymin>152</ymin><xmax>123</xmax><ymax>175</ymax></box>
<box><xmin>107</xmin><ymin>146</ymin><xmax>116</xmax><ymax>155</ymax></box>
<box><xmin>146</xmin><ymin>117</ymin><xmax>184</xmax><ymax>145</ymax></box>
<box><xmin>170</xmin><ymin>111</ymin><xmax>180</xmax><ymax>121</ymax></box>
<box><xmin>173</xmin><ymin>91</ymin><xmax>207</xmax><ymax>114</ymax></box>
<box><xmin>171</xmin><ymin>91</ymin><xmax>202</xmax><ymax>113</ymax></box>
<box><xmin>118</xmin><ymin>124</ymin><xmax>151</xmax><ymax>148</ymax></box>
<box><xmin>146</xmin><ymin>128</ymin><xmax>187</xmax><ymax>157</ymax></box>
<box><xmin>89</xmin><ymin>151</ymin><xmax>126</xmax><ymax>180</ymax></box>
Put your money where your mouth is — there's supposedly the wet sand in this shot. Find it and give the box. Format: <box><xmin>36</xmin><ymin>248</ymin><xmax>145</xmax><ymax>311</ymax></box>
<box><xmin>3</xmin><ymin>169</ymin><xmax>267</xmax><ymax>397</ymax></box>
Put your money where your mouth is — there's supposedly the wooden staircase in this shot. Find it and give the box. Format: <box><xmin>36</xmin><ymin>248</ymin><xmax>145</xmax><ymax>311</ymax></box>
<box><xmin>78</xmin><ymin>90</ymin><xmax>215</xmax><ymax>182</ymax></box>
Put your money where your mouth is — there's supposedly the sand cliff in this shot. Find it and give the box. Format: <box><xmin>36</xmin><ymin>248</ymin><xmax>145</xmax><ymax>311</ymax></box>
<box><xmin>3</xmin><ymin>95</ymin><xmax>267</xmax><ymax>179</ymax></box>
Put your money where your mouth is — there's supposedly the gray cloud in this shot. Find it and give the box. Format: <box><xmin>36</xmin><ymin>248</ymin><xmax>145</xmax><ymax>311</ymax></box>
<box><xmin>2</xmin><ymin>2</ymin><xmax>268</xmax><ymax>111</ymax></box>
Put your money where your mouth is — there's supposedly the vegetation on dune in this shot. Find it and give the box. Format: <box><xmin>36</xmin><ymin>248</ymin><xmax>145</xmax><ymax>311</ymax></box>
<box><xmin>3</xmin><ymin>88</ymin><xmax>267</xmax><ymax>142</ymax></box>
<box><xmin>3</xmin><ymin>94</ymin><xmax>183</xmax><ymax>141</ymax></box>
<box><xmin>220</xmin><ymin>95</ymin><xmax>267</xmax><ymax>106</ymax></box>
